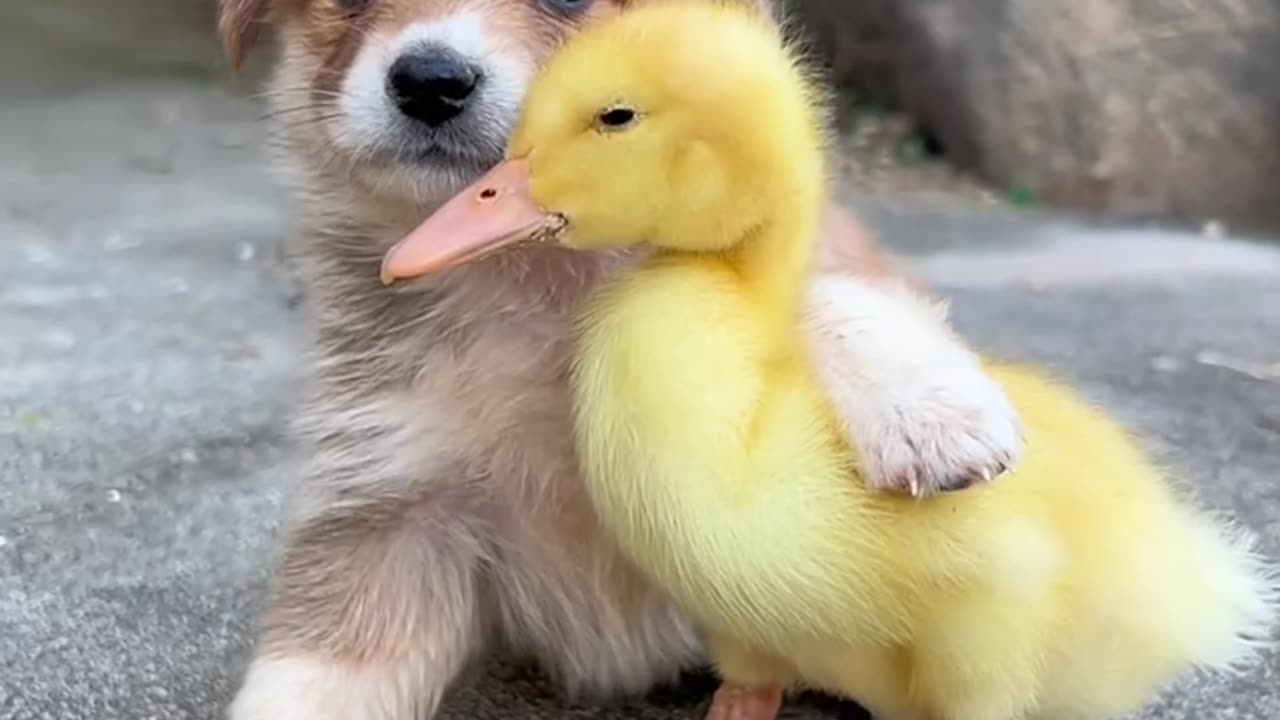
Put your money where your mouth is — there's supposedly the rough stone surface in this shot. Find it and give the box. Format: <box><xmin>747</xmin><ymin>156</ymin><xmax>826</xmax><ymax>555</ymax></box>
<box><xmin>2</xmin><ymin>2</ymin><xmax>1279</xmax><ymax>720</ymax></box>
<box><xmin>788</xmin><ymin>0</ymin><xmax>899</xmax><ymax>105</ymax></box>
<box><xmin>794</xmin><ymin>0</ymin><xmax>1280</xmax><ymax>232</ymax></box>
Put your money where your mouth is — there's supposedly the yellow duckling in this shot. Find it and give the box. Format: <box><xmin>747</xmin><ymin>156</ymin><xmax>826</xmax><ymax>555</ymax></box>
<box><xmin>379</xmin><ymin>2</ymin><xmax>1279</xmax><ymax>719</ymax></box>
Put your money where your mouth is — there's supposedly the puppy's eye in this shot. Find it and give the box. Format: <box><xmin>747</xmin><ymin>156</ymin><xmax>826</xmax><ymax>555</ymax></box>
<box><xmin>541</xmin><ymin>0</ymin><xmax>594</xmax><ymax>17</ymax></box>
<box><xmin>596</xmin><ymin>106</ymin><xmax>637</xmax><ymax>131</ymax></box>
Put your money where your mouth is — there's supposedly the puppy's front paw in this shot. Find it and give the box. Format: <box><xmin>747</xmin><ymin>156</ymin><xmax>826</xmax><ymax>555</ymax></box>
<box><xmin>802</xmin><ymin>276</ymin><xmax>1023</xmax><ymax>500</ymax></box>
<box><xmin>855</xmin><ymin>364</ymin><xmax>1022</xmax><ymax>498</ymax></box>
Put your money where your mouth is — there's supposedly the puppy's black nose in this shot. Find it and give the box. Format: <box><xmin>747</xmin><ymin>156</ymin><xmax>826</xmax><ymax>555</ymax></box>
<box><xmin>387</xmin><ymin>48</ymin><xmax>482</xmax><ymax>127</ymax></box>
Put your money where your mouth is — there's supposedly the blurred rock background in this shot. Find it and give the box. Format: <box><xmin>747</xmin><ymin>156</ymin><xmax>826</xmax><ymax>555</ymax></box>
<box><xmin>793</xmin><ymin>0</ymin><xmax>1280</xmax><ymax>234</ymax></box>
<box><xmin>0</xmin><ymin>1</ymin><xmax>226</xmax><ymax>92</ymax></box>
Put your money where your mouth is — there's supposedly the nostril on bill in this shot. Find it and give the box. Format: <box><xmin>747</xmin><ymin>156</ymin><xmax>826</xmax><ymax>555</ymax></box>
<box><xmin>386</xmin><ymin>46</ymin><xmax>484</xmax><ymax>127</ymax></box>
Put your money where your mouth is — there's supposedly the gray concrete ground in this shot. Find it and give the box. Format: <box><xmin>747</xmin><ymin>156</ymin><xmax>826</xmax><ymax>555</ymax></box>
<box><xmin>2</xmin><ymin>3</ymin><xmax>1278</xmax><ymax>720</ymax></box>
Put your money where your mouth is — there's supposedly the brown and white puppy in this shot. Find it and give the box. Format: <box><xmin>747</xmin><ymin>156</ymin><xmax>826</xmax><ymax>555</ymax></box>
<box><xmin>217</xmin><ymin>1</ymin><xmax>1022</xmax><ymax>718</ymax></box>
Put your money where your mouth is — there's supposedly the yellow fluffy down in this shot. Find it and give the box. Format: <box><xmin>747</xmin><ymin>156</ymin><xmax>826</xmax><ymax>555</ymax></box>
<box><xmin>573</xmin><ymin>262</ymin><xmax>1277</xmax><ymax>719</ymax></box>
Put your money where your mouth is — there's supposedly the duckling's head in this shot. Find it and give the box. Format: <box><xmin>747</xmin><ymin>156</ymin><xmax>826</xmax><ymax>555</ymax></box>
<box><xmin>381</xmin><ymin>0</ymin><xmax>830</xmax><ymax>283</ymax></box>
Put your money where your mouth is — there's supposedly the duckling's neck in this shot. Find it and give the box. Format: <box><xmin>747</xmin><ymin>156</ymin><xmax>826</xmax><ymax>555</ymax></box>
<box><xmin>722</xmin><ymin>185</ymin><xmax>823</xmax><ymax>338</ymax></box>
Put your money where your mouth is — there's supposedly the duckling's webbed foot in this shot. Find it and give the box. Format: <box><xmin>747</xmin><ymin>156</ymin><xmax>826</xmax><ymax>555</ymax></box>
<box><xmin>802</xmin><ymin>276</ymin><xmax>1023</xmax><ymax>499</ymax></box>
<box><xmin>705</xmin><ymin>682</ymin><xmax>784</xmax><ymax>720</ymax></box>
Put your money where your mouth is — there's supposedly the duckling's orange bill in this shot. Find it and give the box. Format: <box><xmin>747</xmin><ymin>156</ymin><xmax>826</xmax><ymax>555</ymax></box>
<box><xmin>379</xmin><ymin>158</ymin><xmax>565</xmax><ymax>285</ymax></box>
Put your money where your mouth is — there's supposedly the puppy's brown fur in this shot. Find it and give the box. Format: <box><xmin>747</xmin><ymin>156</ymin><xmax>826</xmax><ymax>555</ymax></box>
<box><xmin>218</xmin><ymin>2</ymin><xmax>1020</xmax><ymax>719</ymax></box>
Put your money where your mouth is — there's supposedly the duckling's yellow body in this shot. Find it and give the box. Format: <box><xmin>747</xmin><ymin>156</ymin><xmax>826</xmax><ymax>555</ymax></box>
<box><xmin>576</xmin><ymin>274</ymin><xmax>1274</xmax><ymax>717</ymax></box>
<box><xmin>381</xmin><ymin>3</ymin><xmax>1278</xmax><ymax>718</ymax></box>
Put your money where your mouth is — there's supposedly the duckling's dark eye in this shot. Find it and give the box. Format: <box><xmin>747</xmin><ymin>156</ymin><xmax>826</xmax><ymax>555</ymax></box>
<box><xmin>596</xmin><ymin>106</ymin><xmax>637</xmax><ymax>131</ymax></box>
<box><xmin>541</xmin><ymin>0</ymin><xmax>594</xmax><ymax>17</ymax></box>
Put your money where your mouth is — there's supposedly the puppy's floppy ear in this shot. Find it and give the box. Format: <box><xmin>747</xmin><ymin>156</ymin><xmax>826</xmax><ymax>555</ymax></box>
<box><xmin>219</xmin><ymin>0</ymin><xmax>271</xmax><ymax>71</ymax></box>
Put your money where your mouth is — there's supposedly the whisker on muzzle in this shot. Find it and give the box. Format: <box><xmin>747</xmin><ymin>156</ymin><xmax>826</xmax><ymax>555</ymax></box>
<box><xmin>258</xmin><ymin>104</ymin><xmax>339</xmax><ymax>122</ymax></box>
<box><xmin>250</xmin><ymin>86</ymin><xmax>348</xmax><ymax>106</ymax></box>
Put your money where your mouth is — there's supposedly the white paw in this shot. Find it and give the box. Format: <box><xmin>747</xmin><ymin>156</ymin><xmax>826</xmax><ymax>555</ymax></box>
<box><xmin>852</xmin><ymin>360</ymin><xmax>1022</xmax><ymax>498</ymax></box>
<box><xmin>228</xmin><ymin>655</ymin><xmax>435</xmax><ymax>720</ymax></box>
<box><xmin>803</xmin><ymin>276</ymin><xmax>1023</xmax><ymax>499</ymax></box>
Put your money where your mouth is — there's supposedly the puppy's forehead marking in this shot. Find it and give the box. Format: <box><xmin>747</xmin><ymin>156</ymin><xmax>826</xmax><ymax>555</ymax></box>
<box><xmin>392</xmin><ymin>11</ymin><xmax>491</xmax><ymax>57</ymax></box>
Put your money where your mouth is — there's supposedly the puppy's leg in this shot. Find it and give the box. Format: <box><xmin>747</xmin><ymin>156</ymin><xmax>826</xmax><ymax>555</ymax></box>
<box><xmin>802</xmin><ymin>275</ymin><xmax>1022</xmax><ymax>498</ymax></box>
<box><xmin>228</xmin><ymin>460</ymin><xmax>491</xmax><ymax>720</ymax></box>
<box><xmin>494</xmin><ymin>539</ymin><xmax>702</xmax><ymax>700</ymax></box>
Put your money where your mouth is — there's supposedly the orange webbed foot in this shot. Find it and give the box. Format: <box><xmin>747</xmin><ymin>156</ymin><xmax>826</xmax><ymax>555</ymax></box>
<box><xmin>704</xmin><ymin>682</ymin><xmax>784</xmax><ymax>720</ymax></box>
